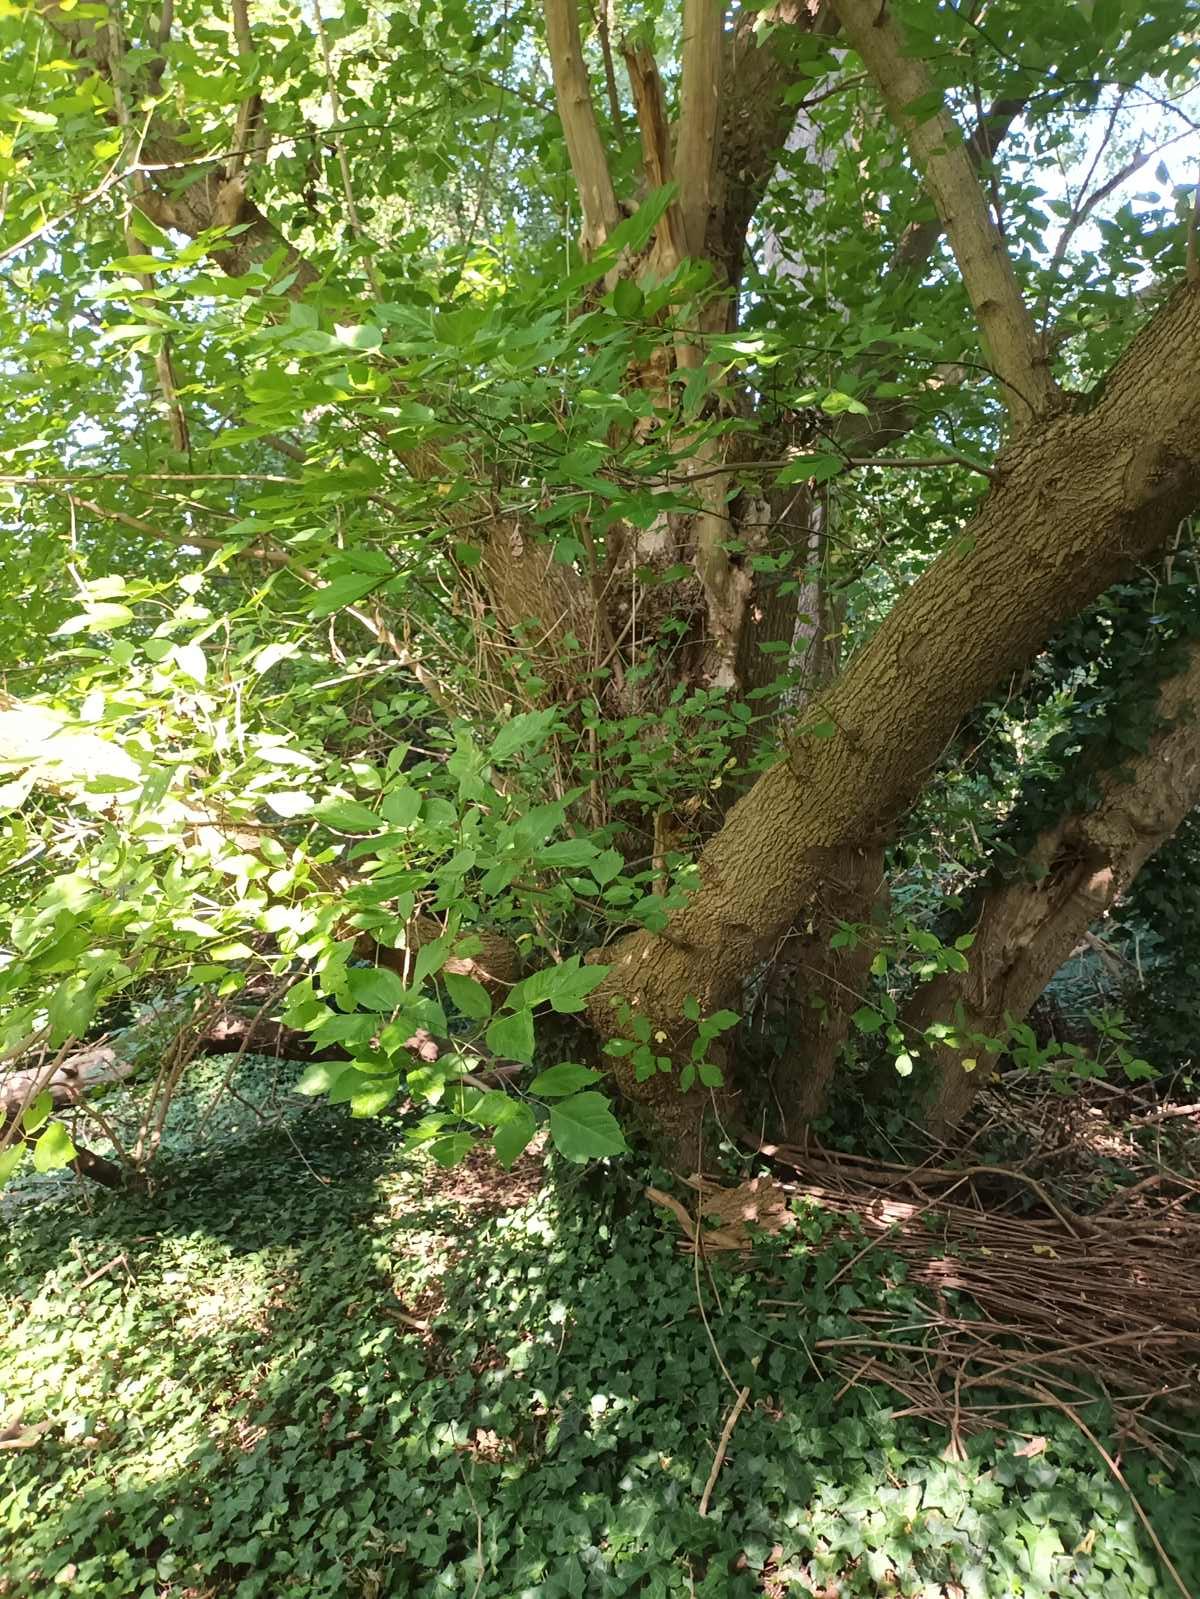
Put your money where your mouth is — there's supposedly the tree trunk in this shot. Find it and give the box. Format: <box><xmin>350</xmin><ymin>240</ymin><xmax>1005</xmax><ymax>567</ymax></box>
<box><xmin>906</xmin><ymin>636</ymin><xmax>1200</xmax><ymax>1132</ymax></box>
<box><xmin>588</xmin><ymin>280</ymin><xmax>1200</xmax><ymax>1149</ymax></box>
<box><xmin>762</xmin><ymin>844</ymin><xmax>887</xmax><ymax>1133</ymax></box>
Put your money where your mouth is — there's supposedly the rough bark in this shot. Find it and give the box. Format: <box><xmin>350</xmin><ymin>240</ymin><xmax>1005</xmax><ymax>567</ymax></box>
<box><xmin>587</xmin><ymin>279</ymin><xmax>1200</xmax><ymax>1143</ymax></box>
<box><xmin>907</xmin><ymin>636</ymin><xmax>1200</xmax><ymax>1132</ymax></box>
<box><xmin>764</xmin><ymin>844</ymin><xmax>887</xmax><ymax>1133</ymax></box>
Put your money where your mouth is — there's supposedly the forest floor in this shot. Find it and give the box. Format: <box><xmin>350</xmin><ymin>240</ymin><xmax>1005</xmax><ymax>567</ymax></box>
<box><xmin>2</xmin><ymin>1056</ymin><xmax>1198</xmax><ymax>1598</ymax></box>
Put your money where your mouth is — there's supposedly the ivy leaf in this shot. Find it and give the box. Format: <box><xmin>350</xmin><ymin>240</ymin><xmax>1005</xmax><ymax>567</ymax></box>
<box><xmin>549</xmin><ymin>1092</ymin><xmax>627</xmax><ymax>1163</ymax></box>
<box><xmin>486</xmin><ymin>1008</ymin><xmax>535</xmax><ymax>1064</ymax></box>
<box><xmin>529</xmin><ymin>1062</ymin><xmax>601</xmax><ymax>1096</ymax></box>
<box><xmin>33</xmin><ymin>1122</ymin><xmax>76</xmax><ymax>1172</ymax></box>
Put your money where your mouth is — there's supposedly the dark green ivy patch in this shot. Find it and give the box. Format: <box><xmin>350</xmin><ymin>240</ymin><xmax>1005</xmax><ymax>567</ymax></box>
<box><xmin>2</xmin><ymin>1059</ymin><xmax>1197</xmax><ymax>1597</ymax></box>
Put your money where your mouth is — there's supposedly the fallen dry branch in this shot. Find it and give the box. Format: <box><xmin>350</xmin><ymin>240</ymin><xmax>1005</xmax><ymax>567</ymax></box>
<box><xmin>648</xmin><ymin>1134</ymin><xmax>1200</xmax><ymax>1457</ymax></box>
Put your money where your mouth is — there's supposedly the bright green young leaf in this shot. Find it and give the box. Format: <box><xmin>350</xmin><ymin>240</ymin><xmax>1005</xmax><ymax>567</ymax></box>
<box><xmin>32</xmin><ymin>1122</ymin><xmax>76</xmax><ymax>1172</ymax></box>
<box><xmin>0</xmin><ymin>1146</ymin><xmax>25</xmax><ymax>1187</ymax></box>
<box><xmin>21</xmin><ymin>1090</ymin><xmax>53</xmax><ymax>1134</ymax></box>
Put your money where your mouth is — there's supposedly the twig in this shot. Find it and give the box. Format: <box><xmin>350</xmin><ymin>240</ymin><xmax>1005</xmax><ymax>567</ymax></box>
<box><xmin>697</xmin><ymin>1386</ymin><xmax>750</xmax><ymax>1517</ymax></box>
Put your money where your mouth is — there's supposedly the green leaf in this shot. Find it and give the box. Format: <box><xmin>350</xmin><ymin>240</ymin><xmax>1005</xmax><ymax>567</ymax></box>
<box><xmin>427</xmin><ymin>1132</ymin><xmax>475</xmax><ymax>1167</ymax></box>
<box><xmin>490</xmin><ymin>708</ymin><xmax>557</xmax><ymax>762</ymax></box>
<box><xmin>381</xmin><ymin>786</ymin><xmax>422</xmax><ymax>826</ymax></box>
<box><xmin>173</xmin><ymin>642</ymin><xmax>208</xmax><ymax>683</ymax></box>
<box><xmin>413</xmin><ymin>933</ymin><xmax>454</xmax><ymax>988</ymax></box>
<box><xmin>529</xmin><ymin>1062</ymin><xmax>601</xmax><ymax>1096</ymax></box>
<box><xmin>548</xmin><ymin>1093</ymin><xmax>627</xmax><ymax>1163</ymax></box>
<box><xmin>22</xmin><ymin>1091</ymin><xmax>53</xmax><ymax>1134</ymax></box>
<box><xmin>346</xmin><ymin>966</ymin><xmax>406</xmax><ymax>1011</ymax></box>
<box><xmin>310</xmin><ymin>573</ymin><xmax>383</xmax><ymax>617</ymax></box>
<box><xmin>509</xmin><ymin>956</ymin><xmax>606</xmax><ymax>1015</ymax></box>
<box><xmin>492</xmin><ymin>1103</ymin><xmax>538</xmax><ymax>1168</ymax></box>
<box><xmin>852</xmin><ymin>1006</ymin><xmax>884</xmax><ymax>1035</ymax></box>
<box><xmin>313</xmin><ymin>799</ymin><xmax>380</xmax><ymax>832</ymax></box>
<box><xmin>537</xmin><ymin>838</ymin><xmax>600</xmax><ymax>870</ymax></box>
<box><xmin>54</xmin><ymin>602</ymin><xmax>135</xmax><ymax>636</ymax></box>
<box><xmin>486</xmin><ymin>1007</ymin><xmax>535</xmax><ymax>1064</ymax></box>
<box><xmin>350</xmin><ymin>1077</ymin><xmax>400</xmax><ymax>1116</ymax></box>
<box><xmin>294</xmin><ymin>1061</ymin><xmax>347</xmax><ymax>1096</ymax></box>
<box><xmin>33</xmin><ymin>1122</ymin><xmax>77</xmax><ymax>1172</ymax></box>
<box><xmin>612</xmin><ymin>277</ymin><xmax>644</xmax><ymax>318</ymax></box>
<box><xmin>0</xmin><ymin>1145</ymin><xmax>26</xmax><ymax>1187</ymax></box>
<box><xmin>591</xmin><ymin>849</ymin><xmax>624</xmax><ymax>886</ymax></box>
<box><xmin>47</xmin><ymin>975</ymin><xmax>99</xmax><ymax>1045</ymax></box>
<box><xmin>445</xmin><ymin>972</ymin><xmax>491</xmax><ymax>1019</ymax></box>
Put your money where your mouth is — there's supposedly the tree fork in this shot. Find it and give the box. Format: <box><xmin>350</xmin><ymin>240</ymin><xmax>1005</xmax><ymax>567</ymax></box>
<box><xmin>587</xmin><ymin>279</ymin><xmax>1200</xmax><ymax>1140</ymax></box>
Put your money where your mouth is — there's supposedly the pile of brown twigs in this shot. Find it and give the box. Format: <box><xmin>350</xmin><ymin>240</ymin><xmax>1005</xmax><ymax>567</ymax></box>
<box><xmin>649</xmin><ymin>1101</ymin><xmax>1200</xmax><ymax>1463</ymax></box>
<box><xmin>763</xmin><ymin>1136</ymin><xmax>1199</xmax><ymax>1459</ymax></box>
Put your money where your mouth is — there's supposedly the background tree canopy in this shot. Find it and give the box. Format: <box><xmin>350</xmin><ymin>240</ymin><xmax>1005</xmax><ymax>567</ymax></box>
<box><xmin>1</xmin><ymin>0</ymin><xmax>1199</xmax><ymax>1175</ymax></box>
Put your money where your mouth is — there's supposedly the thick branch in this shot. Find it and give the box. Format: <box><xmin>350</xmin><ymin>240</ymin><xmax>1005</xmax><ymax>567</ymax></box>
<box><xmin>830</xmin><ymin>0</ymin><xmax>1057</xmax><ymax>424</ymax></box>
<box><xmin>588</xmin><ymin>280</ymin><xmax>1200</xmax><ymax>1127</ymax></box>
<box><xmin>622</xmin><ymin>42</ymin><xmax>689</xmax><ymax>272</ymax></box>
<box><xmin>908</xmin><ymin>635</ymin><xmax>1200</xmax><ymax>1130</ymax></box>
<box><xmin>542</xmin><ymin>0</ymin><xmax>622</xmax><ymax>254</ymax></box>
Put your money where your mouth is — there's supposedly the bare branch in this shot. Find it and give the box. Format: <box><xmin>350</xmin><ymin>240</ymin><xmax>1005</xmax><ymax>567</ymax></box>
<box><xmin>676</xmin><ymin>0</ymin><xmax>723</xmax><ymax>259</ymax></box>
<box><xmin>593</xmin><ymin>0</ymin><xmax>624</xmax><ymax>128</ymax></box>
<box><xmin>542</xmin><ymin>0</ymin><xmax>622</xmax><ymax>254</ymax></box>
<box><xmin>831</xmin><ymin>0</ymin><xmax>1058</xmax><ymax>425</ymax></box>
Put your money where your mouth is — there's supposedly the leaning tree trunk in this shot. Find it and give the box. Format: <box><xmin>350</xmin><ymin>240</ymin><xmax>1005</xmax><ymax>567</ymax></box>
<box><xmin>586</xmin><ymin>279</ymin><xmax>1200</xmax><ymax>1150</ymax></box>
<box><xmin>905</xmin><ymin>635</ymin><xmax>1200</xmax><ymax>1132</ymax></box>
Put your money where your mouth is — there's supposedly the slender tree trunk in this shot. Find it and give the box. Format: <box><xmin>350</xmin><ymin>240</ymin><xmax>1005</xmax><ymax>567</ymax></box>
<box><xmin>906</xmin><ymin>636</ymin><xmax>1200</xmax><ymax>1132</ymax></box>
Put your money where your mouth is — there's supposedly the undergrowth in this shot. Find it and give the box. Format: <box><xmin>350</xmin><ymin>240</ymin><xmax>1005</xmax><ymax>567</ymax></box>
<box><xmin>2</xmin><ymin>1059</ymin><xmax>1197</xmax><ymax>1597</ymax></box>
